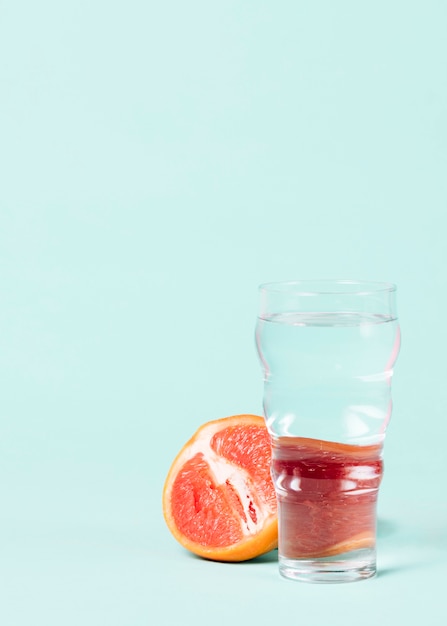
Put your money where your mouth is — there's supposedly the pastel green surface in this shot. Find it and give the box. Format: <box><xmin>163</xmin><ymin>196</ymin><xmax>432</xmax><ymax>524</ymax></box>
<box><xmin>1</xmin><ymin>1</ymin><xmax>446</xmax><ymax>624</ymax></box>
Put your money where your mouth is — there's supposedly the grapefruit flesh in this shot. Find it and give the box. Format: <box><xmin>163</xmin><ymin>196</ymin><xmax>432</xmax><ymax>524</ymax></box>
<box><xmin>162</xmin><ymin>414</ymin><xmax>278</xmax><ymax>562</ymax></box>
<box><xmin>272</xmin><ymin>437</ymin><xmax>383</xmax><ymax>558</ymax></box>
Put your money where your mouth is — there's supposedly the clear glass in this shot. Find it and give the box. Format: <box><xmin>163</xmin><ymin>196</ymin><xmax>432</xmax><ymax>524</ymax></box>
<box><xmin>255</xmin><ymin>280</ymin><xmax>400</xmax><ymax>583</ymax></box>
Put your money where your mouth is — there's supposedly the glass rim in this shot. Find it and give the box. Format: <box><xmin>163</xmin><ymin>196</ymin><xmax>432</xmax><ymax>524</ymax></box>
<box><xmin>258</xmin><ymin>279</ymin><xmax>397</xmax><ymax>296</ymax></box>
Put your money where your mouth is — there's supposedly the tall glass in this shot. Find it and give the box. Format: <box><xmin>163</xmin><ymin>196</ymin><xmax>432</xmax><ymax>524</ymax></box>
<box><xmin>255</xmin><ymin>280</ymin><xmax>400</xmax><ymax>583</ymax></box>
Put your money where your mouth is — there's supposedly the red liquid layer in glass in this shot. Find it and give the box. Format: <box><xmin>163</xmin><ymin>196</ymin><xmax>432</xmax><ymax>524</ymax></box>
<box><xmin>271</xmin><ymin>437</ymin><xmax>383</xmax><ymax>559</ymax></box>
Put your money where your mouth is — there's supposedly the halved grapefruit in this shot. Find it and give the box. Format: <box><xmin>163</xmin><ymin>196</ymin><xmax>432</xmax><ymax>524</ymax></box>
<box><xmin>162</xmin><ymin>414</ymin><xmax>278</xmax><ymax>562</ymax></box>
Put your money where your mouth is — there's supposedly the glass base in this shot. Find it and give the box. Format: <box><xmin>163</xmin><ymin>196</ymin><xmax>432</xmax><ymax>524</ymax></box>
<box><xmin>279</xmin><ymin>548</ymin><xmax>376</xmax><ymax>583</ymax></box>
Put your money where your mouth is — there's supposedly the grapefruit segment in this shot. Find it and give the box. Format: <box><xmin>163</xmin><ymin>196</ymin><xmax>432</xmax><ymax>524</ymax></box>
<box><xmin>162</xmin><ymin>414</ymin><xmax>278</xmax><ymax>561</ymax></box>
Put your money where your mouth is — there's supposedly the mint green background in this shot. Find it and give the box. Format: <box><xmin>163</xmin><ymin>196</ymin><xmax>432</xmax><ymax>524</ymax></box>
<box><xmin>1</xmin><ymin>1</ymin><xmax>446</xmax><ymax>623</ymax></box>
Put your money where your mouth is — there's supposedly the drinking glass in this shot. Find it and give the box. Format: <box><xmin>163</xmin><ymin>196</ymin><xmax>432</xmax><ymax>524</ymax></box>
<box><xmin>255</xmin><ymin>280</ymin><xmax>400</xmax><ymax>583</ymax></box>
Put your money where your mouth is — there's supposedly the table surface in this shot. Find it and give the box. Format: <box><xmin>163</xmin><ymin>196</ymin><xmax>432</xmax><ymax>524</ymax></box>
<box><xmin>3</xmin><ymin>407</ymin><xmax>447</xmax><ymax>626</ymax></box>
